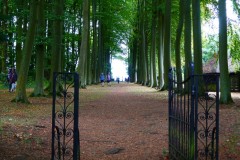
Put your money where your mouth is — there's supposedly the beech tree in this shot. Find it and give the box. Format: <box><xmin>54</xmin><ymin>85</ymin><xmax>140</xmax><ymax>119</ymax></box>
<box><xmin>33</xmin><ymin>0</ymin><xmax>45</xmax><ymax>96</ymax></box>
<box><xmin>0</xmin><ymin>0</ymin><xmax>8</xmax><ymax>73</ymax></box>
<box><xmin>78</xmin><ymin>0</ymin><xmax>89</xmax><ymax>88</ymax></box>
<box><xmin>15</xmin><ymin>0</ymin><xmax>38</xmax><ymax>103</ymax></box>
<box><xmin>184</xmin><ymin>0</ymin><xmax>192</xmax><ymax>78</ymax></box>
<box><xmin>48</xmin><ymin>0</ymin><xmax>65</xmax><ymax>93</ymax></box>
<box><xmin>163</xmin><ymin>0</ymin><xmax>172</xmax><ymax>89</ymax></box>
<box><xmin>192</xmin><ymin>0</ymin><xmax>203</xmax><ymax>75</ymax></box>
<box><xmin>219</xmin><ymin>0</ymin><xmax>233</xmax><ymax>103</ymax></box>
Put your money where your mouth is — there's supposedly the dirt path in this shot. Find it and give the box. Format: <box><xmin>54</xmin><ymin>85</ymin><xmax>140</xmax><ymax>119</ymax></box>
<box><xmin>0</xmin><ymin>82</ymin><xmax>240</xmax><ymax>160</ymax></box>
<box><xmin>79</xmin><ymin>82</ymin><xmax>168</xmax><ymax>160</ymax></box>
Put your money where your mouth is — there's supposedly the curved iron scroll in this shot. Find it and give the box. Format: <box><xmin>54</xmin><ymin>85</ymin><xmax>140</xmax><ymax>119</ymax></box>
<box><xmin>51</xmin><ymin>72</ymin><xmax>80</xmax><ymax>160</ymax></box>
<box><xmin>168</xmin><ymin>66</ymin><xmax>219</xmax><ymax>160</ymax></box>
<box><xmin>195</xmin><ymin>74</ymin><xmax>219</xmax><ymax>160</ymax></box>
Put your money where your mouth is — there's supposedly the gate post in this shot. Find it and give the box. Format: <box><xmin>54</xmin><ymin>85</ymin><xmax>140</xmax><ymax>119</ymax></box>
<box><xmin>190</xmin><ymin>62</ymin><xmax>195</xmax><ymax>160</ymax></box>
<box><xmin>216</xmin><ymin>74</ymin><xmax>220</xmax><ymax>160</ymax></box>
<box><xmin>73</xmin><ymin>73</ymin><xmax>80</xmax><ymax>160</ymax></box>
<box><xmin>51</xmin><ymin>72</ymin><xmax>80</xmax><ymax>160</ymax></box>
<box><xmin>168</xmin><ymin>68</ymin><xmax>173</xmax><ymax>159</ymax></box>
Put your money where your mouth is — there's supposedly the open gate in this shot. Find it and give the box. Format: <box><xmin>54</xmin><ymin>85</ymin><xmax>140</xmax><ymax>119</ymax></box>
<box><xmin>168</xmin><ymin>64</ymin><xmax>219</xmax><ymax>160</ymax></box>
<box><xmin>51</xmin><ymin>72</ymin><xmax>80</xmax><ymax>160</ymax></box>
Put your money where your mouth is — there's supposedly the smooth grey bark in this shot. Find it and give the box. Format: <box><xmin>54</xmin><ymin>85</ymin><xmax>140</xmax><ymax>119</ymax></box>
<box><xmin>192</xmin><ymin>0</ymin><xmax>203</xmax><ymax>75</ymax></box>
<box><xmin>78</xmin><ymin>0</ymin><xmax>89</xmax><ymax>88</ymax></box>
<box><xmin>219</xmin><ymin>0</ymin><xmax>233</xmax><ymax>104</ymax></box>
<box><xmin>143</xmin><ymin>0</ymin><xmax>148</xmax><ymax>85</ymax></box>
<box><xmin>150</xmin><ymin>0</ymin><xmax>157</xmax><ymax>88</ymax></box>
<box><xmin>49</xmin><ymin>0</ymin><xmax>64</xmax><ymax>94</ymax></box>
<box><xmin>15</xmin><ymin>0</ymin><xmax>38</xmax><ymax>103</ymax></box>
<box><xmin>92</xmin><ymin>0</ymin><xmax>98</xmax><ymax>83</ymax></box>
<box><xmin>0</xmin><ymin>0</ymin><xmax>8</xmax><ymax>73</ymax></box>
<box><xmin>175</xmin><ymin>0</ymin><xmax>184</xmax><ymax>83</ymax></box>
<box><xmin>140</xmin><ymin>0</ymin><xmax>148</xmax><ymax>85</ymax></box>
<box><xmin>184</xmin><ymin>0</ymin><xmax>192</xmax><ymax>78</ymax></box>
<box><xmin>33</xmin><ymin>0</ymin><xmax>45</xmax><ymax>96</ymax></box>
<box><xmin>157</xmin><ymin>0</ymin><xmax>164</xmax><ymax>90</ymax></box>
<box><xmin>163</xmin><ymin>0</ymin><xmax>172</xmax><ymax>89</ymax></box>
<box><xmin>16</xmin><ymin>0</ymin><xmax>24</xmax><ymax>75</ymax></box>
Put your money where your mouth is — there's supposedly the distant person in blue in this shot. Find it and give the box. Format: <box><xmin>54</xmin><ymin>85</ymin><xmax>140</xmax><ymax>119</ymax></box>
<box><xmin>100</xmin><ymin>73</ymin><xmax>105</xmax><ymax>87</ymax></box>
<box><xmin>8</xmin><ymin>68</ymin><xmax>18</xmax><ymax>92</ymax></box>
<box><xmin>127</xmin><ymin>76</ymin><xmax>130</xmax><ymax>83</ymax></box>
<box><xmin>7</xmin><ymin>68</ymin><xmax>12</xmax><ymax>92</ymax></box>
<box><xmin>106</xmin><ymin>72</ymin><xmax>111</xmax><ymax>86</ymax></box>
<box><xmin>116</xmin><ymin>77</ymin><xmax>120</xmax><ymax>84</ymax></box>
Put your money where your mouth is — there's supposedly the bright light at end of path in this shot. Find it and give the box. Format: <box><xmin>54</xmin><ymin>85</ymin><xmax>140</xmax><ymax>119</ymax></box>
<box><xmin>112</xmin><ymin>59</ymin><xmax>128</xmax><ymax>81</ymax></box>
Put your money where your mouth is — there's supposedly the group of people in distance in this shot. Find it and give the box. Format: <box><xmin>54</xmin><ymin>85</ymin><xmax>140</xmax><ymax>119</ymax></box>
<box><xmin>100</xmin><ymin>72</ymin><xmax>111</xmax><ymax>87</ymax></box>
<box><xmin>100</xmin><ymin>72</ymin><xmax>131</xmax><ymax>86</ymax></box>
<box><xmin>7</xmin><ymin>67</ymin><xmax>18</xmax><ymax>92</ymax></box>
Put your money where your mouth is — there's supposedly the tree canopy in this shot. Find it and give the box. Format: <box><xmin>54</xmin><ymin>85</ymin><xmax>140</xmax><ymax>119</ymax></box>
<box><xmin>0</xmin><ymin>0</ymin><xmax>239</xmax><ymax>104</ymax></box>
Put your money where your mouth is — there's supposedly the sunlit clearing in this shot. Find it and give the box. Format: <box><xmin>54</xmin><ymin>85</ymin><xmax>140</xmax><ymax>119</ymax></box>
<box><xmin>203</xmin><ymin>0</ymin><xmax>238</xmax><ymax>35</ymax></box>
<box><xmin>112</xmin><ymin>59</ymin><xmax>128</xmax><ymax>81</ymax></box>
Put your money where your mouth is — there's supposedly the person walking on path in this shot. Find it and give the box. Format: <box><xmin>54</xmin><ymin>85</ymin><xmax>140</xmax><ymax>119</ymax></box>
<box><xmin>106</xmin><ymin>72</ymin><xmax>111</xmax><ymax>86</ymax></box>
<box><xmin>9</xmin><ymin>68</ymin><xmax>18</xmax><ymax>92</ymax></box>
<box><xmin>116</xmin><ymin>77</ymin><xmax>120</xmax><ymax>84</ymax></box>
<box><xmin>100</xmin><ymin>73</ymin><xmax>105</xmax><ymax>87</ymax></box>
<box><xmin>7</xmin><ymin>68</ymin><xmax>12</xmax><ymax>92</ymax></box>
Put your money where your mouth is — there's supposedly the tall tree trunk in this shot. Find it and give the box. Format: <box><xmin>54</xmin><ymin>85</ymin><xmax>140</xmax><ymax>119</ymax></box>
<box><xmin>144</xmin><ymin>28</ymin><xmax>149</xmax><ymax>86</ymax></box>
<box><xmin>163</xmin><ymin>0</ymin><xmax>172</xmax><ymax>89</ymax></box>
<box><xmin>140</xmin><ymin>0</ymin><xmax>148</xmax><ymax>85</ymax></box>
<box><xmin>219</xmin><ymin>0</ymin><xmax>233</xmax><ymax>104</ymax></box>
<box><xmin>70</xmin><ymin>22</ymin><xmax>77</xmax><ymax>72</ymax></box>
<box><xmin>129</xmin><ymin>24</ymin><xmax>138</xmax><ymax>83</ymax></box>
<box><xmin>150</xmin><ymin>0</ymin><xmax>157</xmax><ymax>88</ymax></box>
<box><xmin>1</xmin><ymin>0</ymin><xmax>8</xmax><ymax>73</ymax></box>
<box><xmin>143</xmin><ymin>0</ymin><xmax>148</xmax><ymax>85</ymax></box>
<box><xmin>184</xmin><ymin>0</ymin><xmax>192</xmax><ymax>78</ymax></box>
<box><xmin>78</xmin><ymin>0</ymin><xmax>89</xmax><ymax>88</ymax></box>
<box><xmin>49</xmin><ymin>0</ymin><xmax>64</xmax><ymax>94</ymax></box>
<box><xmin>97</xmin><ymin>0</ymin><xmax>104</xmax><ymax>78</ymax></box>
<box><xmin>8</xmin><ymin>21</ymin><xmax>14</xmax><ymax>67</ymax></box>
<box><xmin>92</xmin><ymin>0</ymin><xmax>98</xmax><ymax>83</ymax></box>
<box><xmin>157</xmin><ymin>0</ymin><xmax>164</xmax><ymax>90</ymax></box>
<box><xmin>137</xmin><ymin>0</ymin><xmax>141</xmax><ymax>84</ymax></box>
<box><xmin>44</xmin><ymin>0</ymin><xmax>53</xmax><ymax>80</ymax></box>
<box><xmin>65</xmin><ymin>23</ymin><xmax>70</xmax><ymax>72</ymax></box>
<box><xmin>77</xmin><ymin>1</ymin><xmax>83</xmax><ymax>73</ymax></box>
<box><xmin>87</xmin><ymin>0</ymin><xmax>92</xmax><ymax>85</ymax></box>
<box><xmin>129</xmin><ymin>40</ymin><xmax>134</xmax><ymax>82</ymax></box>
<box><xmin>192</xmin><ymin>0</ymin><xmax>202</xmax><ymax>75</ymax></box>
<box><xmin>175</xmin><ymin>0</ymin><xmax>184</xmax><ymax>83</ymax></box>
<box><xmin>33</xmin><ymin>0</ymin><xmax>45</xmax><ymax>96</ymax></box>
<box><xmin>71</xmin><ymin>23</ymin><xmax>77</xmax><ymax>73</ymax></box>
<box><xmin>15</xmin><ymin>0</ymin><xmax>38</xmax><ymax>103</ymax></box>
<box><xmin>16</xmin><ymin>0</ymin><xmax>24</xmax><ymax>75</ymax></box>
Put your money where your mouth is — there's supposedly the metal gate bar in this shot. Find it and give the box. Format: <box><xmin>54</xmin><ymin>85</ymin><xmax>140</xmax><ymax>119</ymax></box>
<box><xmin>168</xmin><ymin>66</ymin><xmax>219</xmax><ymax>160</ymax></box>
<box><xmin>51</xmin><ymin>72</ymin><xmax>80</xmax><ymax>160</ymax></box>
<box><xmin>194</xmin><ymin>74</ymin><xmax>219</xmax><ymax>160</ymax></box>
<box><xmin>168</xmin><ymin>68</ymin><xmax>194</xmax><ymax>160</ymax></box>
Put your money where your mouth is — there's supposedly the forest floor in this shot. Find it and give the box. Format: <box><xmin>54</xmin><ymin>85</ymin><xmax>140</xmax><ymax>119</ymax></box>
<box><xmin>0</xmin><ymin>82</ymin><xmax>240</xmax><ymax>160</ymax></box>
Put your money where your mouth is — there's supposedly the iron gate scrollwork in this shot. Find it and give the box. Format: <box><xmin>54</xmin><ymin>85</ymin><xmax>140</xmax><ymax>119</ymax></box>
<box><xmin>168</xmin><ymin>64</ymin><xmax>219</xmax><ymax>160</ymax></box>
<box><xmin>52</xmin><ymin>72</ymin><xmax>80</xmax><ymax>160</ymax></box>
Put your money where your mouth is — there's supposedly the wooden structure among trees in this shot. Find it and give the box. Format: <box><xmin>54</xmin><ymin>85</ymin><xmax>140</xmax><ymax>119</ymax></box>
<box><xmin>230</xmin><ymin>72</ymin><xmax>240</xmax><ymax>92</ymax></box>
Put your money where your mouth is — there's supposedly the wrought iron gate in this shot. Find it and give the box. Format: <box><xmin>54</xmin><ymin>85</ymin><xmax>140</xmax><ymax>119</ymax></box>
<box><xmin>168</xmin><ymin>65</ymin><xmax>219</xmax><ymax>160</ymax></box>
<box><xmin>51</xmin><ymin>72</ymin><xmax>80</xmax><ymax>160</ymax></box>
